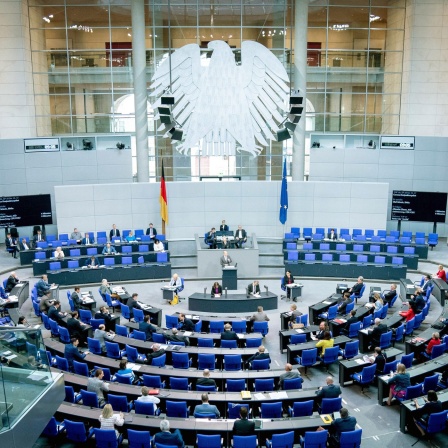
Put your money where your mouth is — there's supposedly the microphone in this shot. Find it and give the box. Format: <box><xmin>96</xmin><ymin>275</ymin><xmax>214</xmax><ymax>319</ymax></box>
<box><xmin>225</xmin><ymin>287</ymin><xmax>228</xmax><ymax>298</ymax></box>
<box><xmin>264</xmin><ymin>285</ymin><xmax>269</xmax><ymax>295</ymax></box>
<box><xmin>246</xmin><ymin>287</ymin><xmax>249</xmax><ymax>298</ymax></box>
<box><xmin>204</xmin><ymin>287</ymin><xmax>207</xmax><ymax>297</ymax></box>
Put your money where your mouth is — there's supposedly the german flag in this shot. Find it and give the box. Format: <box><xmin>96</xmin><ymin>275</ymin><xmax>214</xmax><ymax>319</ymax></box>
<box><xmin>159</xmin><ymin>160</ymin><xmax>168</xmax><ymax>224</ymax></box>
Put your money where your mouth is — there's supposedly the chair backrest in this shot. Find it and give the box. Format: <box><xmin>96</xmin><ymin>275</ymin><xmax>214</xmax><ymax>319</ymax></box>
<box><xmin>166</xmin><ymin>400</ymin><xmax>188</xmax><ymax>417</ymax></box>
<box><xmin>58</xmin><ymin>326</ymin><xmax>71</xmax><ymax>343</ymax></box>
<box><xmin>231</xmin><ymin>320</ymin><xmax>246</xmax><ymax>333</ymax></box>
<box><xmin>246</xmin><ymin>337</ymin><xmax>263</xmax><ymax>348</ymax></box>
<box><xmin>49</xmin><ymin>261</ymin><xmax>61</xmax><ymax>270</ymax></box>
<box><xmin>301</xmin><ymin>431</ymin><xmax>328</xmax><ymax>448</ymax></box>
<box><xmin>90</xmin><ymin>318</ymin><xmax>105</xmax><ymax>330</ymax></box>
<box><xmin>287</xmin><ymin>250</ymin><xmax>299</xmax><ymax>261</ymax></box>
<box><xmin>425</xmin><ymin>410</ymin><xmax>448</xmax><ymax>434</ymax></box>
<box><xmin>139</xmin><ymin>244</ymin><xmax>149</xmax><ymax>252</ymax></box>
<box><xmin>386</xmin><ymin>245</ymin><xmax>398</xmax><ymax>254</ymax></box>
<box><xmin>339</xmin><ymin>429</ymin><xmax>362</xmax><ymax>448</ymax></box>
<box><xmin>133</xmin><ymin>309</ymin><xmax>144</xmax><ymax>323</ymax></box>
<box><xmin>209</xmin><ymin>321</ymin><xmax>224</xmax><ymax>333</ymax></box>
<box><xmin>303</xmin><ymin>243</ymin><xmax>313</xmax><ymax>250</ymax></box>
<box><xmin>221</xmin><ymin>339</ymin><xmax>237</xmax><ymax>348</ymax></box>
<box><xmin>142</xmin><ymin>374</ymin><xmax>163</xmax><ymax>388</ymax></box>
<box><xmin>104</xmin><ymin>257</ymin><xmax>115</xmax><ymax>266</ymax></box>
<box><xmin>399</xmin><ymin>352</ymin><xmax>414</xmax><ymax>369</ymax></box>
<box><xmin>357</xmin><ymin>254</ymin><xmax>367</xmax><ymax>263</ymax></box>
<box><xmin>362</xmin><ymin>313</ymin><xmax>372</xmax><ymax>328</ymax></box>
<box><xmin>254</xmin><ymin>378</ymin><xmax>274</xmax><ymax>392</ymax></box>
<box><xmin>128</xmin><ymin>429</ymin><xmax>151</xmax><ymax>448</ymax></box>
<box><xmin>151</xmin><ymin>354</ymin><xmax>166</xmax><ymax>367</ymax></box>
<box><xmin>94</xmin><ymin>428</ymin><xmax>119</xmax><ymax>448</ymax></box>
<box><xmin>122</xmin><ymin>256</ymin><xmax>133</xmax><ymax>264</ymax></box>
<box><xmin>251</xmin><ymin>358</ymin><xmax>270</xmax><ymax>370</ymax></box>
<box><xmin>79</xmin><ymin>309</ymin><xmax>92</xmax><ymax>324</ymax></box>
<box><xmin>321</xmin><ymin>397</ymin><xmax>342</xmax><ymax>414</ymax></box>
<box><xmin>370</xmin><ymin>245</ymin><xmax>380</xmax><ymax>252</ymax></box>
<box><xmin>399</xmin><ymin>236</ymin><xmax>411</xmax><ymax>244</ymax></box>
<box><xmin>87</xmin><ymin>337</ymin><xmax>102</xmax><ymax>355</ymax></box>
<box><xmin>172</xmin><ymin>352</ymin><xmax>190</xmax><ymax>369</ymax></box>
<box><xmin>121</xmin><ymin>304</ymin><xmax>131</xmax><ymax>319</ymax></box>
<box><xmin>157</xmin><ymin>252</ymin><xmax>168</xmax><ymax>263</ymax></box>
<box><xmin>336</xmin><ymin>243</ymin><xmax>347</xmax><ymax>251</ymax></box>
<box><xmin>65</xmin><ymin>419</ymin><xmax>91</xmax><ymax>442</ymax></box>
<box><xmin>253</xmin><ymin>321</ymin><xmax>269</xmax><ymax>336</ymax></box>
<box><xmin>319</xmin><ymin>243</ymin><xmax>330</xmax><ymax>251</ymax></box>
<box><xmin>423</xmin><ymin>373</ymin><xmax>439</xmax><ymax>394</ymax></box>
<box><xmin>196</xmin><ymin>384</ymin><xmax>216</xmax><ymax>392</ymax></box>
<box><xmin>69</xmin><ymin>248</ymin><xmax>81</xmax><ymax>256</ymax></box>
<box><xmin>405</xmin><ymin>317</ymin><xmax>415</xmax><ymax>335</ymax></box>
<box><xmin>291</xmin><ymin>400</ymin><xmax>314</xmax><ymax>417</ymax></box>
<box><xmin>431</xmin><ymin>343</ymin><xmax>446</xmax><ymax>359</ymax></box>
<box><xmin>304</xmin><ymin>253</ymin><xmax>316</xmax><ymax>261</ymax></box>
<box><xmin>108</xmin><ymin>394</ymin><xmax>130</xmax><ymax>412</ymax></box>
<box><xmin>322</xmin><ymin>253</ymin><xmax>333</xmax><ymax>262</ymax></box>
<box><xmin>290</xmin><ymin>333</ymin><xmax>307</xmax><ymax>344</ymax></box>
<box><xmin>198</xmin><ymin>353</ymin><xmax>215</xmax><ymax>370</ymax></box>
<box><xmin>197</xmin><ymin>338</ymin><xmax>214</xmax><ymax>348</ymax></box>
<box><xmin>345</xmin><ymin>301</ymin><xmax>355</xmax><ymax>314</ymax></box>
<box><xmin>195</xmin><ymin>320</ymin><xmax>202</xmax><ymax>332</ymax></box>
<box><xmin>224</xmin><ymin>354</ymin><xmax>242</xmax><ymax>371</ymax></box>
<box><xmin>165</xmin><ymin>315</ymin><xmax>179</xmax><ymax>329</ymax></box>
<box><xmin>300</xmin><ymin>348</ymin><xmax>318</xmax><ymax>365</ymax></box>
<box><xmin>105</xmin><ymin>341</ymin><xmax>122</xmax><ymax>359</ymax></box>
<box><xmin>286</xmin><ymin>242</ymin><xmax>297</xmax><ymax>250</ymax></box>
<box><xmin>122</xmin><ymin>245</ymin><xmax>132</xmax><ymax>253</ymax></box>
<box><xmin>392</xmin><ymin>257</ymin><xmax>403</xmax><ymax>265</ymax></box>
<box><xmin>415</xmin><ymin>238</ymin><xmax>425</xmax><ymax>245</ymax></box>
<box><xmin>383</xmin><ymin>360</ymin><xmax>398</xmax><ymax>374</ymax></box>
<box><xmin>226</xmin><ymin>379</ymin><xmax>246</xmax><ymax>392</ymax></box>
<box><xmin>80</xmin><ymin>389</ymin><xmax>99</xmax><ymax>408</ymax></box>
<box><xmin>379</xmin><ymin>330</ymin><xmax>392</xmax><ymax>348</ymax></box>
<box><xmin>348</xmin><ymin>322</ymin><xmax>361</xmax><ymax>338</ymax></box>
<box><xmin>283</xmin><ymin>377</ymin><xmax>303</xmax><ymax>390</ymax></box>
<box><xmin>327</xmin><ymin>304</ymin><xmax>338</xmax><ymax>319</ymax></box>
<box><xmin>73</xmin><ymin>360</ymin><xmax>89</xmax><ymax>377</ymax></box>
<box><xmin>260</xmin><ymin>401</ymin><xmax>282</xmax><ymax>418</ymax></box>
<box><xmin>405</xmin><ymin>384</ymin><xmax>423</xmax><ymax>400</ymax></box>
<box><xmin>374</xmin><ymin>255</ymin><xmax>386</xmax><ymax>264</ymax></box>
<box><xmin>233</xmin><ymin>435</ymin><xmax>258</xmax><ymax>448</ymax></box>
<box><xmin>115</xmin><ymin>325</ymin><xmax>128</xmax><ymax>337</ymax></box>
<box><xmin>339</xmin><ymin>254</ymin><xmax>350</xmax><ymax>263</ymax></box>
<box><xmin>343</xmin><ymin>340</ymin><xmax>359</xmax><ymax>359</ymax></box>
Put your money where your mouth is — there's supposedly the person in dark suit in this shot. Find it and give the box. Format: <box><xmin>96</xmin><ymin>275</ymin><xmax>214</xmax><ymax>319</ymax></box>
<box><xmin>64</xmin><ymin>338</ymin><xmax>86</xmax><ymax>369</ymax></box>
<box><xmin>5</xmin><ymin>272</ymin><xmax>19</xmax><ymax>292</ymax></box>
<box><xmin>196</xmin><ymin>369</ymin><xmax>217</xmax><ymax>388</ymax></box>
<box><xmin>232</xmin><ymin>407</ymin><xmax>255</xmax><ymax>436</ymax></box>
<box><xmin>316</xmin><ymin>376</ymin><xmax>342</xmax><ymax>403</ymax></box>
<box><xmin>221</xmin><ymin>323</ymin><xmax>239</xmax><ymax>341</ymax></box>
<box><xmin>178</xmin><ymin>313</ymin><xmax>194</xmax><ymax>331</ymax></box>
<box><xmin>139</xmin><ymin>315</ymin><xmax>156</xmax><ymax>341</ymax></box>
<box><xmin>205</xmin><ymin>227</ymin><xmax>217</xmax><ymax>249</ymax></box>
<box><xmin>164</xmin><ymin>328</ymin><xmax>190</xmax><ymax>346</ymax></box>
<box><xmin>315</xmin><ymin>322</ymin><xmax>329</xmax><ymax>340</ymax></box>
<box><xmin>219</xmin><ymin>220</ymin><xmax>229</xmax><ymax>232</ymax></box>
<box><xmin>154</xmin><ymin>419</ymin><xmax>184</xmax><ymax>448</ymax></box>
<box><xmin>109</xmin><ymin>224</ymin><xmax>121</xmax><ymax>240</ymax></box>
<box><xmin>81</xmin><ymin>233</ymin><xmax>94</xmax><ymax>245</ymax></box>
<box><xmin>71</xmin><ymin>286</ymin><xmax>87</xmax><ymax>311</ymax></box>
<box><xmin>369</xmin><ymin>318</ymin><xmax>388</xmax><ymax>349</ymax></box>
<box><xmin>247</xmin><ymin>281</ymin><xmax>261</xmax><ymax>296</ymax></box>
<box><xmin>338</xmin><ymin>292</ymin><xmax>353</xmax><ymax>315</ymax></box>
<box><xmin>344</xmin><ymin>310</ymin><xmax>358</xmax><ymax>332</ymax></box>
<box><xmin>19</xmin><ymin>238</ymin><xmax>31</xmax><ymax>251</ymax></box>
<box><xmin>85</xmin><ymin>255</ymin><xmax>99</xmax><ymax>268</ymax></box>
<box><xmin>421</xmin><ymin>275</ymin><xmax>432</xmax><ymax>293</ymax></box>
<box><xmin>95</xmin><ymin>306</ymin><xmax>115</xmax><ymax>332</ymax></box>
<box><xmin>66</xmin><ymin>311</ymin><xmax>87</xmax><ymax>345</ymax></box>
<box><xmin>48</xmin><ymin>300</ymin><xmax>66</xmax><ymax>326</ymax></box>
<box><xmin>330</xmin><ymin>408</ymin><xmax>357</xmax><ymax>444</ymax></box>
<box><xmin>282</xmin><ymin>270</ymin><xmax>295</xmax><ymax>300</ymax></box>
<box><xmin>139</xmin><ymin>343</ymin><xmax>165</xmax><ymax>365</ymax></box>
<box><xmin>246</xmin><ymin>345</ymin><xmax>270</xmax><ymax>366</ymax></box>
<box><xmin>413</xmin><ymin>390</ymin><xmax>443</xmax><ymax>437</ymax></box>
<box><xmin>5</xmin><ymin>233</ymin><xmax>18</xmax><ymax>258</ymax></box>
<box><xmin>234</xmin><ymin>225</ymin><xmax>247</xmax><ymax>248</ymax></box>
<box><xmin>32</xmin><ymin>230</ymin><xmax>45</xmax><ymax>248</ymax></box>
<box><xmin>328</xmin><ymin>229</ymin><xmax>338</xmax><ymax>240</ymax></box>
<box><xmin>145</xmin><ymin>223</ymin><xmax>158</xmax><ymax>240</ymax></box>
<box><xmin>127</xmin><ymin>293</ymin><xmax>142</xmax><ymax>318</ymax></box>
<box><xmin>369</xmin><ymin>347</ymin><xmax>387</xmax><ymax>374</ymax></box>
<box><xmin>345</xmin><ymin>276</ymin><xmax>364</xmax><ymax>296</ymax></box>
<box><xmin>211</xmin><ymin>282</ymin><xmax>223</xmax><ymax>297</ymax></box>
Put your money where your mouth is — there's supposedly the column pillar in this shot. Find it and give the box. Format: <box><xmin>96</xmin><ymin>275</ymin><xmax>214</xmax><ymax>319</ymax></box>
<box><xmin>291</xmin><ymin>0</ymin><xmax>308</xmax><ymax>181</ymax></box>
<box><xmin>132</xmin><ymin>0</ymin><xmax>149</xmax><ymax>182</ymax></box>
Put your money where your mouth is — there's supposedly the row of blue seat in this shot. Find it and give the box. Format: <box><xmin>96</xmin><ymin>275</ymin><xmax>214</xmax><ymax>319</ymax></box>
<box><xmin>34</xmin><ymin>234</ymin><xmax>165</xmax><ymax>248</ymax></box>
<box><xmin>34</xmin><ymin>245</ymin><xmax>165</xmax><ymax>256</ymax></box>
<box><xmin>286</xmin><ymin>251</ymin><xmax>405</xmax><ymax>265</ymax></box>
<box><xmin>292</xmin><ymin>242</ymin><xmax>417</xmax><ymax>254</ymax></box>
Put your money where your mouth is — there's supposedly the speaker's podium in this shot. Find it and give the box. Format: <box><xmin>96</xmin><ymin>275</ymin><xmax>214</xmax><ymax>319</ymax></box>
<box><xmin>222</xmin><ymin>266</ymin><xmax>237</xmax><ymax>290</ymax></box>
<box><xmin>161</xmin><ymin>286</ymin><xmax>177</xmax><ymax>302</ymax></box>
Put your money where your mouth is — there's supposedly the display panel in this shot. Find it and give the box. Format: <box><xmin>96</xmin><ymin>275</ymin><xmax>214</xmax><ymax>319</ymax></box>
<box><xmin>391</xmin><ymin>191</ymin><xmax>447</xmax><ymax>222</ymax></box>
<box><xmin>0</xmin><ymin>195</ymin><xmax>53</xmax><ymax>228</ymax></box>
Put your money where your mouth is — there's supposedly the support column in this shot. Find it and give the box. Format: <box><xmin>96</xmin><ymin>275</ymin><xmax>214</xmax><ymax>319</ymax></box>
<box><xmin>132</xmin><ymin>0</ymin><xmax>149</xmax><ymax>182</ymax></box>
<box><xmin>292</xmin><ymin>0</ymin><xmax>308</xmax><ymax>181</ymax></box>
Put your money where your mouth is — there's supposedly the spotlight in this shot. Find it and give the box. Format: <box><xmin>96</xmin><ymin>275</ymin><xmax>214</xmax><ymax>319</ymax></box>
<box><xmin>82</xmin><ymin>139</ymin><xmax>93</xmax><ymax>150</ymax></box>
<box><xmin>116</xmin><ymin>142</ymin><xmax>125</xmax><ymax>149</ymax></box>
<box><xmin>169</xmin><ymin>127</ymin><xmax>183</xmax><ymax>141</ymax></box>
<box><xmin>161</xmin><ymin>95</ymin><xmax>175</xmax><ymax>105</ymax></box>
<box><xmin>158</xmin><ymin>106</ymin><xmax>171</xmax><ymax>116</ymax></box>
<box><xmin>368</xmin><ymin>140</ymin><xmax>376</xmax><ymax>149</ymax></box>
<box><xmin>285</xmin><ymin>121</ymin><xmax>297</xmax><ymax>132</ymax></box>
<box><xmin>288</xmin><ymin>114</ymin><xmax>301</xmax><ymax>124</ymax></box>
<box><xmin>290</xmin><ymin>105</ymin><xmax>303</xmax><ymax>115</ymax></box>
<box><xmin>276</xmin><ymin>128</ymin><xmax>291</xmax><ymax>142</ymax></box>
<box><xmin>66</xmin><ymin>142</ymin><xmax>74</xmax><ymax>150</ymax></box>
<box><xmin>160</xmin><ymin>115</ymin><xmax>173</xmax><ymax>125</ymax></box>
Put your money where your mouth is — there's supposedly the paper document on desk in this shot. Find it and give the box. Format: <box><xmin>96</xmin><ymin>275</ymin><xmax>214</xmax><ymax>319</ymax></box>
<box><xmin>253</xmin><ymin>393</ymin><xmax>265</xmax><ymax>400</ymax></box>
<box><xmin>126</xmin><ymin>363</ymin><xmax>141</xmax><ymax>371</ymax></box>
<box><xmin>269</xmin><ymin>391</ymin><xmax>288</xmax><ymax>399</ymax></box>
<box><xmin>4</xmin><ymin>354</ymin><xmax>17</xmax><ymax>360</ymax></box>
<box><xmin>355</xmin><ymin>359</ymin><xmax>365</xmax><ymax>365</ymax></box>
<box><xmin>183</xmin><ymin>331</ymin><xmax>192</xmax><ymax>336</ymax></box>
<box><xmin>295</xmin><ymin>329</ymin><xmax>304</xmax><ymax>333</ymax></box>
<box><xmin>237</xmin><ymin>333</ymin><xmax>244</xmax><ymax>338</ymax></box>
<box><xmin>16</xmin><ymin>283</ymin><xmax>24</xmax><ymax>287</ymax></box>
<box><xmin>8</xmin><ymin>296</ymin><xmax>18</xmax><ymax>302</ymax></box>
<box><xmin>50</xmin><ymin>285</ymin><xmax>57</xmax><ymax>289</ymax></box>
<box><xmin>322</xmin><ymin>301</ymin><xmax>333</xmax><ymax>305</ymax></box>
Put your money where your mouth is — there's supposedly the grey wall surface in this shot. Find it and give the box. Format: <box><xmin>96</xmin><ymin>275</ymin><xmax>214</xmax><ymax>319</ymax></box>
<box><xmin>0</xmin><ymin>138</ymin><xmax>132</xmax><ymax>237</ymax></box>
<box><xmin>54</xmin><ymin>181</ymin><xmax>388</xmax><ymax>239</ymax></box>
<box><xmin>309</xmin><ymin>135</ymin><xmax>448</xmax><ymax>236</ymax></box>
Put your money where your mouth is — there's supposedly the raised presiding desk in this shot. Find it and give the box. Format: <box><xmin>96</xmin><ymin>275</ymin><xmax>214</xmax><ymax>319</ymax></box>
<box><xmin>188</xmin><ymin>291</ymin><xmax>278</xmax><ymax>313</ymax></box>
<box><xmin>20</xmin><ymin>241</ymin><xmax>168</xmax><ymax>265</ymax></box>
<box><xmin>47</xmin><ymin>262</ymin><xmax>171</xmax><ymax>286</ymax></box>
<box><xmin>56</xmin><ymin>403</ymin><xmax>330</xmax><ymax>447</ymax></box>
<box><xmin>377</xmin><ymin>353</ymin><xmax>448</xmax><ymax>406</ymax></box>
<box><xmin>32</xmin><ymin>251</ymin><xmax>170</xmax><ymax>276</ymax></box>
<box><xmin>285</xmin><ymin>260</ymin><xmax>407</xmax><ymax>281</ymax></box>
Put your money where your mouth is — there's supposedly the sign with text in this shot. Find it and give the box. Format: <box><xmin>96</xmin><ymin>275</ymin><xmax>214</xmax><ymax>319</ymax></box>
<box><xmin>0</xmin><ymin>195</ymin><xmax>53</xmax><ymax>228</ymax></box>
<box><xmin>391</xmin><ymin>191</ymin><xmax>447</xmax><ymax>222</ymax></box>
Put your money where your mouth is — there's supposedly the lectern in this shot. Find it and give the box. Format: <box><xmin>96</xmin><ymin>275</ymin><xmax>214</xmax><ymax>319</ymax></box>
<box><xmin>222</xmin><ymin>266</ymin><xmax>237</xmax><ymax>290</ymax></box>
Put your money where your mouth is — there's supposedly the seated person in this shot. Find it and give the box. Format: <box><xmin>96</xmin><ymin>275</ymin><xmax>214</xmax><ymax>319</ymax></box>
<box><xmin>338</xmin><ymin>291</ymin><xmax>353</xmax><ymax>314</ymax></box>
<box><xmin>53</xmin><ymin>246</ymin><xmax>65</xmax><ymax>259</ymax></box>
<box><xmin>288</xmin><ymin>303</ymin><xmax>303</xmax><ymax>328</ymax></box>
<box><xmin>367</xmin><ymin>347</ymin><xmax>387</xmax><ymax>374</ymax></box>
<box><xmin>343</xmin><ymin>309</ymin><xmax>358</xmax><ymax>333</ymax></box>
<box><xmin>137</xmin><ymin>343</ymin><xmax>165</xmax><ymax>365</ymax></box>
<box><xmin>125</xmin><ymin>231</ymin><xmax>136</xmax><ymax>242</ymax></box>
<box><xmin>19</xmin><ymin>238</ymin><xmax>30</xmax><ymax>251</ymax></box>
<box><xmin>211</xmin><ymin>281</ymin><xmax>223</xmax><ymax>297</ymax></box>
<box><xmin>399</xmin><ymin>303</ymin><xmax>417</xmax><ymax>322</ymax></box>
<box><xmin>169</xmin><ymin>274</ymin><xmax>183</xmax><ymax>293</ymax></box>
<box><xmin>314</xmin><ymin>322</ymin><xmax>329</xmax><ymax>340</ymax></box>
<box><xmin>32</xmin><ymin>230</ymin><xmax>45</xmax><ymax>247</ymax></box>
<box><xmin>81</xmin><ymin>233</ymin><xmax>94</xmax><ymax>245</ymax></box>
<box><xmin>116</xmin><ymin>359</ymin><xmax>136</xmax><ymax>383</ymax></box>
<box><xmin>368</xmin><ymin>318</ymin><xmax>388</xmax><ymax>350</ymax></box>
<box><xmin>154</xmin><ymin>419</ymin><xmax>184</xmax><ymax>448</ymax></box>
<box><xmin>136</xmin><ymin>386</ymin><xmax>161</xmax><ymax>410</ymax></box>
<box><xmin>164</xmin><ymin>328</ymin><xmax>190</xmax><ymax>346</ymax></box>
<box><xmin>70</xmin><ymin>228</ymin><xmax>82</xmax><ymax>241</ymax></box>
<box><xmin>406</xmin><ymin>289</ymin><xmax>426</xmax><ymax>313</ymax></box>
<box><xmin>425</xmin><ymin>332</ymin><xmax>441</xmax><ymax>356</ymax></box>
<box><xmin>433</xmin><ymin>265</ymin><xmax>447</xmax><ymax>282</ymax></box>
<box><xmin>246</xmin><ymin>345</ymin><xmax>270</xmax><ymax>367</ymax></box>
<box><xmin>87</xmin><ymin>368</ymin><xmax>108</xmax><ymax>407</ymax></box>
<box><xmin>5</xmin><ymin>272</ymin><xmax>19</xmax><ymax>293</ymax></box>
<box><xmin>5</xmin><ymin>233</ymin><xmax>18</xmax><ymax>258</ymax></box>
<box><xmin>94</xmin><ymin>324</ymin><xmax>115</xmax><ymax>351</ymax></box>
<box><xmin>247</xmin><ymin>281</ymin><xmax>261</xmax><ymax>296</ymax></box>
<box><xmin>95</xmin><ymin>305</ymin><xmax>116</xmax><ymax>332</ymax></box>
<box><xmin>278</xmin><ymin>363</ymin><xmax>301</xmax><ymax>390</ymax></box>
<box><xmin>382</xmin><ymin>284</ymin><xmax>398</xmax><ymax>305</ymax></box>
<box><xmin>316</xmin><ymin>376</ymin><xmax>341</xmax><ymax>403</ymax></box>
<box><xmin>102</xmin><ymin>243</ymin><xmax>117</xmax><ymax>255</ymax></box>
<box><xmin>386</xmin><ymin>363</ymin><xmax>410</xmax><ymax>405</ymax></box>
<box><xmin>232</xmin><ymin>407</ymin><xmax>255</xmax><ymax>436</ymax></box>
<box><xmin>221</xmin><ymin>323</ymin><xmax>238</xmax><ymax>341</ymax></box>
<box><xmin>139</xmin><ymin>315</ymin><xmax>156</xmax><ymax>341</ymax></box>
<box><xmin>329</xmin><ymin>408</ymin><xmax>357</xmax><ymax>445</ymax></box>
<box><xmin>345</xmin><ymin>276</ymin><xmax>364</xmax><ymax>297</ymax></box>
<box><xmin>48</xmin><ymin>300</ymin><xmax>67</xmax><ymax>326</ymax></box>
<box><xmin>64</xmin><ymin>338</ymin><xmax>87</xmax><ymax>370</ymax></box>
<box><xmin>36</xmin><ymin>274</ymin><xmax>53</xmax><ymax>297</ymax></box>
<box><xmin>85</xmin><ymin>255</ymin><xmax>99</xmax><ymax>268</ymax></box>
<box><xmin>205</xmin><ymin>228</ymin><xmax>217</xmax><ymax>249</ymax></box>
<box><xmin>178</xmin><ymin>313</ymin><xmax>194</xmax><ymax>331</ymax></box>
<box><xmin>413</xmin><ymin>390</ymin><xmax>443</xmax><ymax>437</ymax></box>
<box><xmin>153</xmin><ymin>239</ymin><xmax>165</xmax><ymax>252</ymax></box>
<box><xmin>66</xmin><ymin>311</ymin><xmax>87</xmax><ymax>345</ymax></box>
<box><xmin>126</xmin><ymin>293</ymin><xmax>142</xmax><ymax>318</ymax></box>
<box><xmin>315</xmin><ymin>331</ymin><xmax>334</xmax><ymax>356</ymax></box>
<box><xmin>328</xmin><ymin>228</ymin><xmax>338</xmax><ymax>240</ymax></box>
<box><xmin>196</xmin><ymin>369</ymin><xmax>217</xmax><ymax>389</ymax></box>
<box><xmin>234</xmin><ymin>225</ymin><xmax>247</xmax><ymax>248</ymax></box>
<box><xmin>250</xmin><ymin>305</ymin><xmax>269</xmax><ymax>322</ymax></box>
<box><xmin>366</xmin><ymin>293</ymin><xmax>383</xmax><ymax>313</ymax></box>
<box><xmin>194</xmin><ymin>393</ymin><xmax>220</xmax><ymax>417</ymax></box>
<box><xmin>99</xmin><ymin>279</ymin><xmax>119</xmax><ymax>300</ymax></box>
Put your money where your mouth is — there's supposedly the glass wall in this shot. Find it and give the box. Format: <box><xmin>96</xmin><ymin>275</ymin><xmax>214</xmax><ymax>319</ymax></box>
<box><xmin>0</xmin><ymin>328</ymin><xmax>53</xmax><ymax>432</ymax></box>
<box><xmin>28</xmin><ymin>0</ymin><xmax>405</xmax><ymax>180</ymax></box>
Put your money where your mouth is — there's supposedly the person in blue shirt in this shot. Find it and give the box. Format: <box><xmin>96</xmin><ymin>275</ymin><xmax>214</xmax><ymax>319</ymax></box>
<box><xmin>102</xmin><ymin>243</ymin><xmax>117</xmax><ymax>255</ymax></box>
<box><xmin>154</xmin><ymin>419</ymin><xmax>184</xmax><ymax>448</ymax></box>
<box><xmin>116</xmin><ymin>359</ymin><xmax>135</xmax><ymax>383</ymax></box>
<box><xmin>126</xmin><ymin>231</ymin><xmax>136</xmax><ymax>243</ymax></box>
<box><xmin>36</xmin><ymin>274</ymin><xmax>52</xmax><ymax>297</ymax></box>
<box><xmin>193</xmin><ymin>393</ymin><xmax>220</xmax><ymax>417</ymax></box>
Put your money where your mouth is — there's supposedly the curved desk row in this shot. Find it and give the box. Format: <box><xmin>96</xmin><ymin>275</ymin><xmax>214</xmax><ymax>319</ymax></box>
<box><xmin>173</xmin><ymin>313</ymin><xmax>253</xmax><ymax>333</ymax></box>
<box><xmin>188</xmin><ymin>292</ymin><xmax>278</xmax><ymax>313</ymax></box>
<box><xmin>44</xmin><ymin>339</ymin><xmax>287</xmax><ymax>388</ymax></box>
<box><xmin>32</xmin><ymin>252</ymin><xmax>170</xmax><ymax>276</ymax></box>
<box><xmin>47</xmin><ymin>263</ymin><xmax>171</xmax><ymax>286</ymax></box>
<box><xmin>56</xmin><ymin>403</ymin><xmax>330</xmax><ymax>447</ymax></box>
<box><xmin>20</xmin><ymin>241</ymin><xmax>168</xmax><ymax>265</ymax></box>
<box><xmin>285</xmin><ymin>260</ymin><xmax>407</xmax><ymax>281</ymax></box>
<box><xmin>283</xmin><ymin>249</ymin><xmax>418</xmax><ymax>270</ymax></box>
<box><xmin>124</xmin><ymin>323</ymin><xmax>263</xmax><ymax>348</ymax></box>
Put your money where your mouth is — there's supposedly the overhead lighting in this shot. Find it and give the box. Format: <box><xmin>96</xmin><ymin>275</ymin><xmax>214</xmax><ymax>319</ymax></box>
<box><xmin>116</xmin><ymin>142</ymin><xmax>125</xmax><ymax>150</ymax></box>
<box><xmin>82</xmin><ymin>139</ymin><xmax>93</xmax><ymax>150</ymax></box>
<box><xmin>370</xmin><ymin>14</ymin><xmax>381</xmax><ymax>22</ymax></box>
<box><xmin>330</xmin><ymin>24</ymin><xmax>349</xmax><ymax>31</ymax></box>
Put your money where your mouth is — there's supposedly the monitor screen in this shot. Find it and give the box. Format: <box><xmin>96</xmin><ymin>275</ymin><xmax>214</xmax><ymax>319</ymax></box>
<box><xmin>0</xmin><ymin>195</ymin><xmax>53</xmax><ymax>228</ymax></box>
<box><xmin>391</xmin><ymin>191</ymin><xmax>447</xmax><ymax>223</ymax></box>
